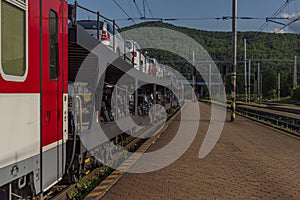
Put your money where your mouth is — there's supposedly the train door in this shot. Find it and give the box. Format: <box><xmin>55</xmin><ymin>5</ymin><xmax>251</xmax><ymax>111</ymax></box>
<box><xmin>41</xmin><ymin>0</ymin><xmax>65</xmax><ymax>191</ymax></box>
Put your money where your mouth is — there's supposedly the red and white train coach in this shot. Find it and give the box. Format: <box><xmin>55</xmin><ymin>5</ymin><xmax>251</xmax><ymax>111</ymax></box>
<box><xmin>0</xmin><ymin>0</ymin><xmax>69</xmax><ymax>197</ymax></box>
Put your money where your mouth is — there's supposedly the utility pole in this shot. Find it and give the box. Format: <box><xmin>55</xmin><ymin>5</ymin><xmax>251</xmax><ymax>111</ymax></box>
<box><xmin>231</xmin><ymin>0</ymin><xmax>237</xmax><ymax>122</ymax></box>
<box><xmin>209</xmin><ymin>64</ymin><xmax>212</xmax><ymax>94</ymax></box>
<box><xmin>248</xmin><ymin>59</ymin><xmax>251</xmax><ymax>102</ymax></box>
<box><xmin>244</xmin><ymin>38</ymin><xmax>247</xmax><ymax>102</ymax></box>
<box><xmin>294</xmin><ymin>56</ymin><xmax>297</xmax><ymax>89</ymax></box>
<box><xmin>278</xmin><ymin>73</ymin><xmax>281</xmax><ymax>100</ymax></box>
<box><xmin>257</xmin><ymin>63</ymin><xmax>260</xmax><ymax>102</ymax></box>
<box><xmin>192</xmin><ymin>51</ymin><xmax>196</xmax><ymax>101</ymax></box>
<box><xmin>223</xmin><ymin>66</ymin><xmax>227</xmax><ymax>95</ymax></box>
<box><xmin>218</xmin><ymin>65</ymin><xmax>222</xmax><ymax>97</ymax></box>
<box><xmin>260</xmin><ymin>73</ymin><xmax>263</xmax><ymax>104</ymax></box>
<box><xmin>253</xmin><ymin>67</ymin><xmax>257</xmax><ymax>97</ymax></box>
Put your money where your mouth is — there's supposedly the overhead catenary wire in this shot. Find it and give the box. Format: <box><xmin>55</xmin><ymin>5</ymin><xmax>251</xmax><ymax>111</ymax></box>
<box><xmin>76</xmin><ymin>4</ymin><xmax>113</xmax><ymax>22</ymax></box>
<box><xmin>143</xmin><ymin>0</ymin><xmax>145</xmax><ymax>18</ymax></box>
<box><xmin>128</xmin><ymin>0</ymin><xmax>133</xmax><ymax>17</ymax></box>
<box><xmin>258</xmin><ymin>0</ymin><xmax>294</xmax><ymax>31</ymax></box>
<box><xmin>275</xmin><ymin>15</ymin><xmax>300</xmax><ymax>33</ymax></box>
<box><xmin>259</xmin><ymin>0</ymin><xmax>292</xmax><ymax>31</ymax></box>
<box><xmin>174</xmin><ymin>16</ymin><xmax>265</xmax><ymax>21</ymax></box>
<box><xmin>145</xmin><ymin>0</ymin><xmax>154</xmax><ymax>18</ymax></box>
<box><xmin>112</xmin><ymin>0</ymin><xmax>136</xmax><ymax>24</ymax></box>
<box><xmin>114</xmin><ymin>16</ymin><xmax>265</xmax><ymax>22</ymax></box>
<box><xmin>133</xmin><ymin>0</ymin><xmax>143</xmax><ymax>18</ymax></box>
<box><xmin>294</xmin><ymin>0</ymin><xmax>298</xmax><ymax>12</ymax></box>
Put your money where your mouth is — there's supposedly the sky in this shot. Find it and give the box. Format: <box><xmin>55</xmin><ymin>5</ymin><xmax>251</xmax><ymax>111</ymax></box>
<box><xmin>69</xmin><ymin>0</ymin><xmax>300</xmax><ymax>33</ymax></box>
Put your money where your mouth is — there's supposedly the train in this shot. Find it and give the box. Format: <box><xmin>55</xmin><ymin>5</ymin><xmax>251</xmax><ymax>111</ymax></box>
<box><xmin>0</xmin><ymin>0</ymin><xmax>183</xmax><ymax>199</ymax></box>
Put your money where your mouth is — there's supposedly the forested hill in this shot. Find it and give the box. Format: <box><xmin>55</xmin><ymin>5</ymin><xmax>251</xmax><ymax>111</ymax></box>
<box><xmin>121</xmin><ymin>21</ymin><xmax>300</xmax><ymax>98</ymax></box>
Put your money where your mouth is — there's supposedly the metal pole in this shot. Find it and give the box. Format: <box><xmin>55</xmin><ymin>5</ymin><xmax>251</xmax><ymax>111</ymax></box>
<box><xmin>96</xmin><ymin>11</ymin><xmax>100</xmax><ymax>40</ymax></box>
<box><xmin>170</xmin><ymin>78</ymin><xmax>173</xmax><ymax>107</ymax></box>
<box><xmin>116</xmin><ymin>86</ymin><xmax>118</xmax><ymax>120</ymax></box>
<box><xmin>260</xmin><ymin>73</ymin><xmax>263</xmax><ymax>104</ymax></box>
<box><xmin>231</xmin><ymin>0</ymin><xmax>237</xmax><ymax>121</ymax></box>
<box><xmin>257</xmin><ymin>63</ymin><xmax>260</xmax><ymax>102</ymax></box>
<box><xmin>244</xmin><ymin>38</ymin><xmax>247</xmax><ymax>102</ymax></box>
<box><xmin>153</xmin><ymin>84</ymin><xmax>157</xmax><ymax>122</ymax></box>
<box><xmin>278</xmin><ymin>73</ymin><xmax>281</xmax><ymax>100</ymax></box>
<box><xmin>123</xmin><ymin>32</ymin><xmax>126</xmax><ymax>60</ymax></box>
<box><xmin>294</xmin><ymin>56</ymin><xmax>297</xmax><ymax>89</ymax></box>
<box><xmin>182</xmin><ymin>82</ymin><xmax>184</xmax><ymax>101</ymax></box>
<box><xmin>126</xmin><ymin>87</ymin><xmax>128</xmax><ymax>116</ymax></box>
<box><xmin>218</xmin><ymin>65</ymin><xmax>222</xmax><ymax>97</ymax></box>
<box><xmin>248</xmin><ymin>59</ymin><xmax>251</xmax><ymax>102</ymax></box>
<box><xmin>223</xmin><ymin>66</ymin><xmax>226</xmax><ymax>95</ymax></box>
<box><xmin>135</xmin><ymin>79</ymin><xmax>138</xmax><ymax>116</ymax></box>
<box><xmin>192</xmin><ymin>51</ymin><xmax>196</xmax><ymax>101</ymax></box>
<box><xmin>209</xmin><ymin>64</ymin><xmax>212</xmax><ymax>94</ymax></box>
<box><xmin>113</xmin><ymin>20</ymin><xmax>116</xmax><ymax>53</ymax></box>
<box><xmin>9</xmin><ymin>183</ymin><xmax>12</xmax><ymax>200</ymax></box>
<box><xmin>72</xmin><ymin>0</ymin><xmax>78</xmax><ymax>26</ymax></box>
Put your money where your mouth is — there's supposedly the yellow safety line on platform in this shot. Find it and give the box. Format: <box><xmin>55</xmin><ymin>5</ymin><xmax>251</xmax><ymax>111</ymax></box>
<box><xmin>86</xmin><ymin>192</ymin><xmax>103</xmax><ymax>197</ymax></box>
<box><xmin>111</xmin><ymin>170</ymin><xmax>121</xmax><ymax>175</ymax></box>
<box><xmin>101</xmin><ymin>179</ymin><xmax>114</xmax><ymax>184</ymax></box>
<box><xmin>106</xmin><ymin>174</ymin><xmax>119</xmax><ymax>179</ymax></box>
<box><xmin>95</xmin><ymin>185</ymin><xmax>108</xmax><ymax>190</ymax></box>
<box><xmin>84</xmin><ymin>104</ymin><xmax>183</xmax><ymax>200</ymax></box>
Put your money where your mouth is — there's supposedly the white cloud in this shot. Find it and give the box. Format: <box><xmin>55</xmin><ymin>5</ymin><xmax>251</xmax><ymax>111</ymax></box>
<box><xmin>274</xmin><ymin>28</ymin><xmax>286</xmax><ymax>34</ymax></box>
<box><xmin>280</xmin><ymin>13</ymin><xmax>300</xmax><ymax>33</ymax></box>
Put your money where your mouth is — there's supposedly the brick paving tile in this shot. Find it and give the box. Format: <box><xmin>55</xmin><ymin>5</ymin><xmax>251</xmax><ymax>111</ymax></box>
<box><xmin>99</xmin><ymin>102</ymin><xmax>300</xmax><ymax>200</ymax></box>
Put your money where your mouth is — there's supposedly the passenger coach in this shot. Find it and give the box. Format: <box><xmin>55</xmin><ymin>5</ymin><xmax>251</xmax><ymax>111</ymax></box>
<box><xmin>0</xmin><ymin>0</ymin><xmax>69</xmax><ymax>197</ymax></box>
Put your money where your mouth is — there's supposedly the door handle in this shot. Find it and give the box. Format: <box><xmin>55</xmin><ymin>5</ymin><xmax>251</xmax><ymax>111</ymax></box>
<box><xmin>46</xmin><ymin>110</ymin><xmax>51</xmax><ymax>122</ymax></box>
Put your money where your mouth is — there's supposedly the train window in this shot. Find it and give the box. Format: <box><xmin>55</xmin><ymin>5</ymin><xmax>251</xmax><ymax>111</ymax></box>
<box><xmin>49</xmin><ymin>9</ymin><xmax>58</xmax><ymax>81</ymax></box>
<box><xmin>0</xmin><ymin>0</ymin><xmax>27</xmax><ymax>82</ymax></box>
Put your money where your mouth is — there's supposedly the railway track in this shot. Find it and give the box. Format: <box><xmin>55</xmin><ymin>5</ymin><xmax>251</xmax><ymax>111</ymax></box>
<box><xmin>202</xmin><ymin>99</ymin><xmax>300</xmax><ymax>137</ymax></box>
<box><xmin>236</xmin><ymin>105</ymin><xmax>300</xmax><ymax>136</ymax></box>
<box><xmin>47</xmin><ymin>106</ymin><xmax>181</xmax><ymax>200</ymax></box>
<box><xmin>236</xmin><ymin>101</ymin><xmax>300</xmax><ymax>118</ymax></box>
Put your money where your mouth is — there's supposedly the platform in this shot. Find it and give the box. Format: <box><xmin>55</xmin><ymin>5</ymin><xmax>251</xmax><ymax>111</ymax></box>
<box><xmin>88</xmin><ymin>101</ymin><xmax>300</xmax><ymax>199</ymax></box>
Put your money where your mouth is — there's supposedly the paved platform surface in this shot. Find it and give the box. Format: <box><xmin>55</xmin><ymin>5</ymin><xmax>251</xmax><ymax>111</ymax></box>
<box><xmin>101</xmin><ymin>102</ymin><xmax>300</xmax><ymax>200</ymax></box>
